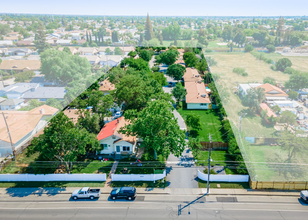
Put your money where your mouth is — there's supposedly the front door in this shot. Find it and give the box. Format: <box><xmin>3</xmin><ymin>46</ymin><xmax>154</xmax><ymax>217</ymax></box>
<box><xmin>116</xmin><ymin>145</ymin><xmax>121</xmax><ymax>153</ymax></box>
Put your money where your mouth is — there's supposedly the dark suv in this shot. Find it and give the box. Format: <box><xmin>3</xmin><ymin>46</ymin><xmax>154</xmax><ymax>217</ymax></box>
<box><xmin>110</xmin><ymin>187</ymin><xmax>136</xmax><ymax>200</ymax></box>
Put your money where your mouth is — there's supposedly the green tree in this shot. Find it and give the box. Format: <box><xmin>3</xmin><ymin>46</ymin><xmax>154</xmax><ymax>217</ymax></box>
<box><xmin>188</xmin><ymin>137</ymin><xmax>203</xmax><ymax>158</ymax></box>
<box><xmin>285</xmin><ymin>72</ymin><xmax>308</xmax><ymax>90</ymax></box>
<box><xmin>172</xmin><ymin>82</ymin><xmax>187</xmax><ymax>104</ymax></box>
<box><xmin>114</xmin><ymin>47</ymin><xmax>122</xmax><ymax>55</ymax></box>
<box><xmin>40</xmin><ymin>49</ymin><xmax>92</xmax><ymax>85</ymax></box>
<box><xmin>263</xmin><ymin>77</ymin><xmax>276</xmax><ymax>85</ymax></box>
<box><xmin>115</xmin><ymin>74</ymin><xmax>154</xmax><ymax>110</ymax></box>
<box><xmin>183</xmin><ymin>52</ymin><xmax>199</xmax><ymax>67</ymax></box>
<box><xmin>144</xmin><ymin>13</ymin><xmax>155</xmax><ymax>41</ymax></box>
<box><xmin>279</xmin><ymin>110</ymin><xmax>297</xmax><ymax>129</ymax></box>
<box><xmin>121</xmin><ymin>100</ymin><xmax>186</xmax><ymax>158</ymax></box>
<box><xmin>112</xmin><ymin>31</ymin><xmax>119</xmax><ymax>42</ymax></box>
<box><xmin>149</xmin><ymin>72</ymin><xmax>167</xmax><ymax>86</ymax></box>
<box><xmin>186</xmin><ymin>114</ymin><xmax>201</xmax><ymax>131</ymax></box>
<box><xmin>196</xmin><ymin>59</ymin><xmax>208</xmax><ymax>74</ymax></box>
<box><xmin>166</xmin><ymin>64</ymin><xmax>186</xmax><ymax>80</ymax></box>
<box><xmin>156</xmin><ymin>50</ymin><xmax>179</xmax><ymax>65</ymax></box>
<box><xmin>266</xmin><ymin>44</ymin><xmax>275</xmax><ymax>53</ymax></box>
<box><xmin>271</xmin><ymin>105</ymin><xmax>281</xmax><ymax>114</ymax></box>
<box><xmin>139</xmin><ymin>49</ymin><xmax>152</xmax><ymax>62</ymax></box>
<box><xmin>288</xmin><ymin>90</ymin><xmax>299</xmax><ymax>100</ymax></box>
<box><xmin>105</xmin><ymin>48</ymin><xmax>111</xmax><ymax>54</ymax></box>
<box><xmin>290</xmin><ymin>35</ymin><xmax>302</xmax><ymax>47</ymax></box>
<box><xmin>31</xmin><ymin>112</ymin><xmax>99</xmax><ymax>173</ymax></box>
<box><xmin>63</xmin><ymin>46</ymin><xmax>71</xmax><ymax>54</ymax></box>
<box><xmin>276</xmin><ymin>58</ymin><xmax>292</xmax><ymax>72</ymax></box>
<box><xmin>205</xmin><ymin>56</ymin><xmax>217</xmax><ymax>66</ymax></box>
<box><xmin>77</xmin><ymin>110</ymin><xmax>101</xmax><ymax>134</ymax></box>
<box><xmin>244</xmin><ymin>44</ymin><xmax>254</xmax><ymax>52</ymax></box>
<box><xmin>34</xmin><ymin>22</ymin><xmax>50</xmax><ymax>54</ymax></box>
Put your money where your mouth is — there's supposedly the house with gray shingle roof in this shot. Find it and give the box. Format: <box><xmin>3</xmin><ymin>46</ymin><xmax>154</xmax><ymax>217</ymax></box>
<box><xmin>0</xmin><ymin>83</ymin><xmax>40</xmax><ymax>99</ymax></box>
<box><xmin>0</xmin><ymin>99</ymin><xmax>25</xmax><ymax>110</ymax></box>
<box><xmin>23</xmin><ymin>87</ymin><xmax>67</xmax><ymax>102</ymax></box>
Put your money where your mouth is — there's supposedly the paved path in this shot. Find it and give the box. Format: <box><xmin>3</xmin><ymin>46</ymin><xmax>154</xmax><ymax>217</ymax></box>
<box><xmin>166</xmin><ymin>148</ymin><xmax>202</xmax><ymax>188</ymax></box>
<box><xmin>104</xmin><ymin>161</ymin><xmax>119</xmax><ymax>188</ymax></box>
<box><xmin>149</xmin><ymin>55</ymin><xmax>155</xmax><ymax>68</ymax></box>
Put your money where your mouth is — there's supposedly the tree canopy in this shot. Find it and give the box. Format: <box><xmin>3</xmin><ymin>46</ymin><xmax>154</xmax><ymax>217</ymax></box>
<box><xmin>166</xmin><ymin>64</ymin><xmax>186</xmax><ymax>80</ymax></box>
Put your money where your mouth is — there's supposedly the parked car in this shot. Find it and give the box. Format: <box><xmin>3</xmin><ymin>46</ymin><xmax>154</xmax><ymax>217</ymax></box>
<box><xmin>300</xmin><ymin>190</ymin><xmax>308</xmax><ymax>203</ymax></box>
<box><xmin>71</xmin><ymin>187</ymin><xmax>101</xmax><ymax>200</ymax></box>
<box><xmin>114</xmin><ymin>111</ymin><xmax>123</xmax><ymax>119</ymax></box>
<box><xmin>110</xmin><ymin>187</ymin><xmax>137</xmax><ymax>200</ymax></box>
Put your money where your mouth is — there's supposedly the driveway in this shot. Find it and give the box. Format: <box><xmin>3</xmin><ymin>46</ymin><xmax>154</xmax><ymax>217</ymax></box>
<box><xmin>166</xmin><ymin>148</ymin><xmax>203</xmax><ymax>188</ymax></box>
<box><xmin>149</xmin><ymin>56</ymin><xmax>155</xmax><ymax>68</ymax></box>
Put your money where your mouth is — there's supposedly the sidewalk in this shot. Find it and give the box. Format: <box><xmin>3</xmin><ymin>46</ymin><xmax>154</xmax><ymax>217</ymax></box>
<box><xmin>0</xmin><ymin>187</ymin><xmax>301</xmax><ymax>197</ymax></box>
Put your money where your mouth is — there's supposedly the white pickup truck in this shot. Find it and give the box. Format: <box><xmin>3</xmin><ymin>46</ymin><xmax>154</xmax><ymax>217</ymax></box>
<box><xmin>71</xmin><ymin>187</ymin><xmax>101</xmax><ymax>200</ymax></box>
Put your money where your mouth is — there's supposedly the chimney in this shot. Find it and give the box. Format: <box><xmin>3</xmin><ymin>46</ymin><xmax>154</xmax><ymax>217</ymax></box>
<box><xmin>40</xmin><ymin>108</ymin><xmax>45</xmax><ymax>114</ymax></box>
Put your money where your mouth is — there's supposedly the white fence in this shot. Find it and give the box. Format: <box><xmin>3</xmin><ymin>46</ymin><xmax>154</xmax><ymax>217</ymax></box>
<box><xmin>198</xmin><ymin>170</ymin><xmax>249</xmax><ymax>182</ymax></box>
<box><xmin>0</xmin><ymin>174</ymin><xmax>107</xmax><ymax>182</ymax></box>
<box><xmin>111</xmin><ymin>170</ymin><xmax>166</xmax><ymax>182</ymax></box>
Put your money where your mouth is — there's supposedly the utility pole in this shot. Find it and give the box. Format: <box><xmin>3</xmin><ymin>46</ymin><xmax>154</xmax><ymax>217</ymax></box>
<box><xmin>207</xmin><ymin>133</ymin><xmax>212</xmax><ymax>194</ymax></box>
<box><xmin>0</xmin><ymin>70</ymin><xmax>4</xmax><ymax>88</ymax></box>
<box><xmin>2</xmin><ymin>112</ymin><xmax>15</xmax><ymax>159</ymax></box>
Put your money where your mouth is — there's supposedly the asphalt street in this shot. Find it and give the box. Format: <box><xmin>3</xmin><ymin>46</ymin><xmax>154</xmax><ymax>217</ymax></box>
<box><xmin>0</xmin><ymin>193</ymin><xmax>307</xmax><ymax>220</ymax></box>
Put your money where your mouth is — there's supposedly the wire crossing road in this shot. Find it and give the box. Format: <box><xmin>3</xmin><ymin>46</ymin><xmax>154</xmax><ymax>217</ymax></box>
<box><xmin>0</xmin><ymin>194</ymin><xmax>307</xmax><ymax>220</ymax></box>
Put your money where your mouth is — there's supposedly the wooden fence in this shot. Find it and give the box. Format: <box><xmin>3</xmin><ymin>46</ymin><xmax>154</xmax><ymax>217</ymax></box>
<box><xmin>250</xmin><ymin>179</ymin><xmax>308</xmax><ymax>190</ymax></box>
<box><xmin>200</xmin><ymin>142</ymin><xmax>229</xmax><ymax>150</ymax></box>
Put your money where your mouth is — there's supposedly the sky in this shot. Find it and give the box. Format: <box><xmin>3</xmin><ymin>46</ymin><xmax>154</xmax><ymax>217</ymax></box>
<box><xmin>0</xmin><ymin>0</ymin><xmax>307</xmax><ymax>17</ymax></box>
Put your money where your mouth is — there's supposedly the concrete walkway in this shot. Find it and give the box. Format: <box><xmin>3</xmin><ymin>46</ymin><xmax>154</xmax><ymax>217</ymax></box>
<box><xmin>149</xmin><ymin>55</ymin><xmax>155</xmax><ymax>68</ymax></box>
<box><xmin>104</xmin><ymin>161</ymin><xmax>119</xmax><ymax>188</ymax></box>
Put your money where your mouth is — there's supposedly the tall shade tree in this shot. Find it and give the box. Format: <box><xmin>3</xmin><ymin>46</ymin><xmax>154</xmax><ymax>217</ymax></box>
<box><xmin>77</xmin><ymin>110</ymin><xmax>101</xmax><ymax>134</ymax></box>
<box><xmin>144</xmin><ymin>13</ymin><xmax>155</xmax><ymax>41</ymax></box>
<box><xmin>40</xmin><ymin>49</ymin><xmax>92</xmax><ymax>85</ymax></box>
<box><xmin>121</xmin><ymin>100</ymin><xmax>186</xmax><ymax>158</ymax></box>
<box><xmin>279</xmin><ymin>110</ymin><xmax>297</xmax><ymax>130</ymax></box>
<box><xmin>172</xmin><ymin>82</ymin><xmax>187</xmax><ymax>104</ymax></box>
<box><xmin>34</xmin><ymin>22</ymin><xmax>50</xmax><ymax>54</ymax></box>
<box><xmin>285</xmin><ymin>72</ymin><xmax>308</xmax><ymax>90</ymax></box>
<box><xmin>30</xmin><ymin>112</ymin><xmax>99</xmax><ymax>173</ymax></box>
<box><xmin>115</xmin><ymin>74</ymin><xmax>154</xmax><ymax>110</ymax></box>
<box><xmin>275</xmin><ymin>58</ymin><xmax>292</xmax><ymax>72</ymax></box>
<box><xmin>166</xmin><ymin>64</ymin><xmax>186</xmax><ymax>80</ymax></box>
<box><xmin>183</xmin><ymin>52</ymin><xmax>199</xmax><ymax>67</ymax></box>
<box><xmin>196</xmin><ymin>59</ymin><xmax>208</xmax><ymax>74</ymax></box>
<box><xmin>156</xmin><ymin>50</ymin><xmax>179</xmax><ymax>65</ymax></box>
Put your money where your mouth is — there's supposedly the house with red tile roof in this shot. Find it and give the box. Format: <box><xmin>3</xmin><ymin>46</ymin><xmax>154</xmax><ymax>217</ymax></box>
<box><xmin>255</xmin><ymin>83</ymin><xmax>288</xmax><ymax>104</ymax></box>
<box><xmin>97</xmin><ymin>117</ymin><xmax>137</xmax><ymax>158</ymax></box>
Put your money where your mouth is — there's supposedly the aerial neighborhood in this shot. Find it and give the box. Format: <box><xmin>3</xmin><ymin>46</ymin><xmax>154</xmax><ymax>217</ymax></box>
<box><xmin>1</xmin><ymin>13</ymin><xmax>308</xmax><ymax>194</ymax></box>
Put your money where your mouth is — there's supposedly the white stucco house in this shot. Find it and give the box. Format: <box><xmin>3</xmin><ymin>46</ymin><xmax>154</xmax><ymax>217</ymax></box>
<box><xmin>97</xmin><ymin>117</ymin><xmax>137</xmax><ymax>159</ymax></box>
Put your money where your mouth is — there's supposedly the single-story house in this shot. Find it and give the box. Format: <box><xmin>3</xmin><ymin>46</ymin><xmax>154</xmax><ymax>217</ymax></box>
<box><xmin>0</xmin><ymin>60</ymin><xmax>41</xmax><ymax>74</ymax></box>
<box><xmin>76</xmin><ymin>39</ymin><xmax>87</xmax><ymax>45</ymax></box>
<box><xmin>183</xmin><ymin>68</ymin><xmax>203</xmax><ymax>82</ymax></box>
<box><xmin>0</xmin><ymin>99</ymin><xmax>25</xmax><ymax>110</ymax></box>
<box><xmin>77</xmin><ymin>47</ymin><xmax>98</xmax><ymax>55</ymax></box>
<box><xmin>58</xmin><ymin>46</ymin><xmax>78</xmax><ymax>55</ymax></box>
<box><xmin>259</xmin><ymin>103</ymin><xmax>277</xmax><ymax>118</ymax></box>
<box><xmin>30</xmin><ymin>75</ymin><xmax>56</xmax><ymax>86</ymax></box>
<box><xmin>238</xmin><ymin>83</ymin><xmax>262</xmax><ymax>97</ymax></box>
<box><xmin>23</xmin><ymin>87</ymin><xmax>67</xmax><ymax>102</ymax></box>
<box><xmin>185</xmin><ymin>81</ymin><xmax>212</xmax><ymax>109</ymax></box>
<box><xmin>3</xmin><ymin>36</ymin><xmax>19</xmax><ymax>42</ymax></box>
<box><xmin>97</xmin><ymin>117</ymin><xmax>137</xmax><ymax>159</ymax></box>
<box><xmin>256</xmin><ymin>83</ymin><xmax>288</xmax><ymax>104</ymax></box>
<box><xmin>79</xmin><ymin>55</ymin><xmax>100</xmax><ymax>65</ymax></box>
<box><xmin>16</xmin><ymin>40</ymin><xmax>34</xmax><ymax>46</ymax></box>
<box><xmin>0</xmin><ymin>105</ymin><xmax>58</xmax><ymax>156</ymax></box>
<box><xmin>99</xmin><ymin>78</ymin><xmax>115</xmax><ymax>95</ymax></box>
<box><xmin>5</xmin><ymin>48</ymin><xmax>33</xmax><ymax>56</ymax></box>
<box><xmin>99</xmin><ymin>55</ymin><xmax>123</xmax><ymax>67</ymax></box>
<box><xmin>0</xmin><ymin>40</ymin><xmax>13</xmax><ymax>46</ymax></box>
<box><xmin>0</xmin><ymin>83</ymin><xmax>41</xmax><ymax>99</ymax></box>
<box><xmin>97</xmin><ymin>47</ymin><xmax>115</xmax><ymax>55</ymax></box>
<box><xmin>56</xmin><ymin>39</ymin><xmax>71</xmax><ymax>46</ymax></box>
<box><xmin>0</xmin><ymin>97</ymin><xmax>6</xmax><ymax>104</ymax></box>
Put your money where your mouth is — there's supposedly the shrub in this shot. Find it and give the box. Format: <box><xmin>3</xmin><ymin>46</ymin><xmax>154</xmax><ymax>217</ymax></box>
<box><xmin>203</xmin><ymin>168</ymin><xmax>217</xmax><ymax>175</ymax></box>
<box><xmin>266</xmin><ymin>44</ymin><xmax>276</xmax><ymax>53</ymax></box>
<box><xmin>276</xmin><ymin>58</ymin><xmax>292</xmax><ymax>72</ymax></box>
<box><xmin>245</xmin><ymin>44</ymin><xmax>254</xmax><ymax>52</ymax></box>
<box><xmin>151</xmin><ymin>66</ymin><xmax>160</xmax><ymax>72</ymax></box>
<box><xmin>233</xmin><ymin>67</ymin><xmax>248</xmax><ymax>76</ymax></box>
<box><xmin>284</xmin><ymin>67</ymin><xmax>300</xmax><ymax>75</ymax></box>
<box><xmin>205</xmin><ymin>48</ymin><xmax>213</xmax><ymax>53</ymax></box>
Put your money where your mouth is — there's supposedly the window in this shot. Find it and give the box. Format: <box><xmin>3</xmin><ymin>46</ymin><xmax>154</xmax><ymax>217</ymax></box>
<box><xmin>200</xmin><ymin>103</ymin><xmax>207</xmax><ymax>106</ymax></box>
<box><xmin>100</xmin><ymin>144</ymin><xmax>108</xmax><ymax>149</ymax></box>
<box><xmin>122</xmin><ymin>146</ymin><xmax>130</xmax><ymax>151</ymax></box>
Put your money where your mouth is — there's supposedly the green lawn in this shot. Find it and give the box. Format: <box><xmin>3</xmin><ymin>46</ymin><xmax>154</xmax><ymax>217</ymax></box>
<box><xmin>195</xmin><ymin>151</ymin><xmax>237</xmax><ymax>174</ymax></box>
<box><xmin>198</xmin><ymin>180</ymin><xmax>250</xmax><ymax>189</ymax></box>
<box><xmin>110</xmin><ymin>178</ymin><xmax>167</xmax><ymax>188</ymax></box>
<box><xmin>178</xmin><ymin>107</ymin><xmax>224</xmax><ymax>142</ymax></box>
<box><xmin>0</xmin><ymin>181</ymin><xmax>106</xmax><ymax>188</ymax></box>
<box><xmin>71</xmin><ymin>160</ymin><xmax>113</xmax><ymax>174</ymax></box>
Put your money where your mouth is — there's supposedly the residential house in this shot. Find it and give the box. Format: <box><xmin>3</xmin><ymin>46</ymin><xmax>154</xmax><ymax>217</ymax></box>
<box><xmin>98</xmin><ymin>55</ymin><xmax>123</xmax><ymax>67</ymax></box>
<box><xmin>238</xmin><ymin>83</ymin><xmax>262</xmax><ymax>97</ymax></box>
<box><xmin>183</xmin><ymin>68</ymin><xmax>203</xmax><ymax>82</ymax></box>
<box><xmin>56</xmin><ymin>39</ymin><xmax>71</xmax><ymax>46</ymax></box>
<box><xmin>77</xmin><ymin>47</ymin><xmax>98</xmax><ymax>55</ymax></box>
<box><xmin>185</xmin><ymin>81</ymin><xmax>212</xmax><ymax>109</ymax></box>
<box><xmin>256</xmin><ymin>83</ymin><xmax>288</xmax><ymax>104</ymax></box>
<box><xmin>23</xmin><ymin>87</ymin><xmax>67</xmax><ymax>102</ymax></box>
<box><xmin>97</xmin><ymin>47</ymin><xmax>115</xmax><ymax>55</ymax></box>
<box><xmin>0</xmin><ymin>99</ymin><xmax>25</xmax><ymax>110</ymax></box>
<box><xmin>121</xmin><ymin>46</ymin><xmax>135</xmax><ymax>55</ymax></box>
<box><xmin>5</xmin><ymin>48</ymin><xmax>33</xmax><ymax>56</ymax></box>
<box><xmin>0</xmin><ymin>105</ymin><xmax>58</xmax><ymax>156</ymax></box>
<box><xmin>3</xmin><ymin>36</ymin><xmax>19</xmax><ymax>42</ymax></box>
<box><xmin>70</xmin><ymin>33</ymin><xmax>82</xmax><ymax>41</ymax></box>
<box><xmin>30</xmin><ymin>75</ymin><xmax>56</xmax><ymax>86</ymax></box>
<box><xmin>16</xmin><ymin>40</ymin><xmax>34</xmax><ymax>46</ymax></box>
<box><xmin>259</xmin><ymin>103</ymin><xmax>277</xmax><ymax>118</ymax></box>
<box><xmin>0</xmin><ymin>40</ymin><xmax>13</xmax><ymax>46</ymax></box>
<box><xmin>99</xmin><ymin>78</ymin><xmax>115</xmax><ymax>95</ymax></box>
<box><xmin>0</xmin><ymin>60</ymin><xmax>41</xmax><ymax>74</ymax></box>
<box><xmin>97</xmin><ymin>117</ymin><xmax>137</xmax><ymax>159</ymax></box>
<box><xmin>0</xmin><ymin>83</ymin><xmax>41</xmax><ymax>99</ymax></box>
<box><xmin>79</xmin><ymin>55</ymin><xmax>100</xmax><ymax>65</ymax></box>
<box><xmin>0</xmin><ymin>97</ymin><xmax>6</xmax><ymax>104</ymax></box>
<box><xmin>77</xmin><ymin>39</ymin><xmax>86</xmax><ymax>45</ymax></box>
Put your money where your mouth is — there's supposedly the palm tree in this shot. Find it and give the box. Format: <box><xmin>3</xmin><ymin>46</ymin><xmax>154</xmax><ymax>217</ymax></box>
<box><xmin>255</xmin><ymin>87</ymin><xmax>265</xmax><ymax>103</ymax></box>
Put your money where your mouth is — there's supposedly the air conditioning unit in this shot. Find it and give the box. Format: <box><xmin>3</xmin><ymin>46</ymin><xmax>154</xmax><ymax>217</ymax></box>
<box><xmin>201</xmin><ymin>94</ymin><xmax>207</xmax><ymax>98</ymax></box>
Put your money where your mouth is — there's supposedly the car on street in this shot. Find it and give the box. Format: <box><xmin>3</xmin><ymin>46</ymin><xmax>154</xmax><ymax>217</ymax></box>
<box><xmin>71</xmin><ymin>187</ymin><xmax>101</xmax><ymax>200</ymax></box>
<box><xmin>110</xmin><ymin>187</ymin><xmax>137</xmax><ymax>200</ymax></box>
<box><xmin>300</xmin><ymin>190</ymin><xmax>308</xmax><ymax>203</ymax></box>
<box><xmin>114</xmin><ymin>111</ymin><xmax>123</xmax><ymax>119</ymax></box>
